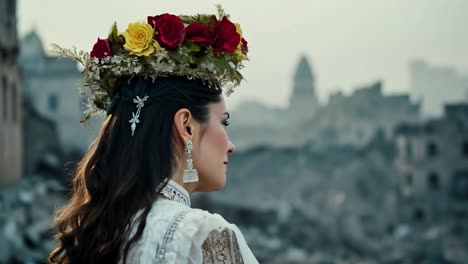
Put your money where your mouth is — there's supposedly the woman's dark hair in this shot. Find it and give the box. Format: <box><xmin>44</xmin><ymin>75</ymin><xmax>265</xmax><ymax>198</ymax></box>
<box><xmin>48</xmin><ymin>76</ymin><xmax>222</xmax><ymax>264</ymax></box>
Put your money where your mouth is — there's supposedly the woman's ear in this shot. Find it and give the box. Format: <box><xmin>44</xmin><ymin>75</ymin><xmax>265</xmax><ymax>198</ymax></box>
<box><xmin>173</xmin><ymin>108</ymin><xmax>195</xmax><ymax>144</ymax></box>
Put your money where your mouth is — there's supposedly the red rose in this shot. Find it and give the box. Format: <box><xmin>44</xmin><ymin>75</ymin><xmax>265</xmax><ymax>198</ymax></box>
<box><xmin>147</xmin><ymin>13</ymin><xmax>185</xmax><ymax>49</ymax></box>
<box><xmin>90</xmin><ymin>38</ymin><xmax>113</xmax><ymax>60</ymax></box>
<box><xmin>211</xmin><ymin>16</ymin><xmax>240</xmax><ymax>54</ymax></box>
<box><xmin>185</xmin><ymin>23</ymin><xmax>212</xmax><ymax>46</ymax></box>
<box><xmin>241</xmin><ymin>37</ymin><xmax>248</xmax><ymax>55</ymax></box>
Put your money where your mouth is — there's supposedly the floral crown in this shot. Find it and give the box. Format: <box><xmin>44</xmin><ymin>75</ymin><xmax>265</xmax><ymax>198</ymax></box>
<box><xmin>53</xmin><ymin>5</ymin><xmax>248</xmax><ymax>123</ymax></box>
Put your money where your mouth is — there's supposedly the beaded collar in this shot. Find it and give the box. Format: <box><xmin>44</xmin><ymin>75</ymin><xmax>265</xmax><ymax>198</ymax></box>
<box><xmin>158</xmin><ymin>179</ymin><xmax>191</xmax><ymax>207</ymax></box>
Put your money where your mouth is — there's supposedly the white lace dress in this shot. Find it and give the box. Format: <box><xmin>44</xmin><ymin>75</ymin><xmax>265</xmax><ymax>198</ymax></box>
<box><xmin>119</xmin><ymin>180</ymin><xmax>259</xmax><ymax>264</ymax></box>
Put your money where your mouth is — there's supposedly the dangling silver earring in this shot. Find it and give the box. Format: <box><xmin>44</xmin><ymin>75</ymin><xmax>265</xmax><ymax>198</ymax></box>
<box><xmin>183</xmin><ymin>140</ymin><xmax>198</xmax><ymax>183</ymax></box>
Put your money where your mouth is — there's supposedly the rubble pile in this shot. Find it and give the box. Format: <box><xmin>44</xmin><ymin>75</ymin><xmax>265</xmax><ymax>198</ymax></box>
<box><xmin>1</xmin><ymin>137</ymin><xmax>466</xmax><ymax>263</ymax></box>
<box><xmin>0</xmin><ymin>176</ymin><xmax>66</xmax><ymax>263</ymax></box>
<box><xmin>202</xmin><ymin>140</ymin><xmax>465</xmax><ymax>263</ymax></box>
<box><xmin>196</xmin><ymin>198</ymin><xmax>460</xmax><ymax>264</ymax></box>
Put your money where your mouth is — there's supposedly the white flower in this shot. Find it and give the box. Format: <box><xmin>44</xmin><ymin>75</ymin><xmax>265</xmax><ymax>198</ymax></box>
<box><xmin>129</xmin><ymin>112</ymin><xmax>140</xmax><ymax>124</ymax></box>
<box><xmin>133</xmin><ymin>95</ymin><xmax>149</xmax><ymax>108</ymax></box>
<box><xmin>158</xmin><ymin>62</ymin><xmax>174</xmax><ymax>73</ymax></box>
<box><xmin>133</xmin><ymin>65</ymin><xmax>142</xmax><ymax>74</ymax></box>
<box><xmin>111</xmin><ymin>56</ymin><xmax>123</xmax><ymax>64</ymax></box>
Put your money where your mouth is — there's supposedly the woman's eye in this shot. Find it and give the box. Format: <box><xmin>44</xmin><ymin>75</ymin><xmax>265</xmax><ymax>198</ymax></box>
<box><xmin>222</xmin><ymin>120</ymin><xmax>230</xmax><ymax>127</ymax></box>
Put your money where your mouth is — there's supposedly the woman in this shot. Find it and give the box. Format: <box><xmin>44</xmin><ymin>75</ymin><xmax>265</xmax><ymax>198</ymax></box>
<box><xmin>48</xmin><ymin>7</ymin><xmax>257</xmax><ymax>264</ymax></box>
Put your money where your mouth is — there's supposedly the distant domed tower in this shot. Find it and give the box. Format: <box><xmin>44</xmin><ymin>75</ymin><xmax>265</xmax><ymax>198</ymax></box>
<box><xmin>289</xmin><ymin>55</ymin><xmax>319</xmax><ymax>121</ymax></box>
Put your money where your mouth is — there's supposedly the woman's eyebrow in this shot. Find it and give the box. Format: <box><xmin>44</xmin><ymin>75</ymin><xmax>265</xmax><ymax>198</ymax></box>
<box><xmin>223</xmin><ymin>112</ymin><xmax>230</xmax><ymax>119</ymax></box>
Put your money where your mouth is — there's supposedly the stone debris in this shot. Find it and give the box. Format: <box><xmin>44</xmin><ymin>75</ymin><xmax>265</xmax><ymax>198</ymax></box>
<box><xmin>1</xmin><ymin>137</ymin><xmax>466</xmax><ymax>263</ymax></box>
<box><xmin>0</xmin><ymin>176</ymin><xmax>66</xmax><ymax>263</ymax></box>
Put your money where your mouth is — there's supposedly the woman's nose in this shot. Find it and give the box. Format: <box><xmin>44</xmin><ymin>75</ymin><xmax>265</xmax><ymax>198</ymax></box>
<box><xmin>228</xmin><ymin>139</ymin><xmax>236</xmax><ymax>154</ymax></box>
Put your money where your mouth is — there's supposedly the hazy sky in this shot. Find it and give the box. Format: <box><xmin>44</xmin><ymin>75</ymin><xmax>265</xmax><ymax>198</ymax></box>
<box><xmin>18</xmin><ymin>0</ymin><xmax>468</xmax><ymax>109</ymax></box>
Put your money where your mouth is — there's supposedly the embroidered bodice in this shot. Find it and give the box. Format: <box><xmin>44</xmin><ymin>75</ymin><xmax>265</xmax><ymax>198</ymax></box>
<box><xmin>119</xmin><ymin>180</ymin><xmax>258</xmax><ymax>264</ymax></box>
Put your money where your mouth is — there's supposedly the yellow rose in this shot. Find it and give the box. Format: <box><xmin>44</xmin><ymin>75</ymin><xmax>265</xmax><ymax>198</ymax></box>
<box><xmin>122</xmin><ymin>22</ymin><xmax>158</xmax><ymax>56</ymax></box>
<box><xmin>234</xmin><ymin>23</ymin><xmax>244</xmax><ymax>58</ymax></box>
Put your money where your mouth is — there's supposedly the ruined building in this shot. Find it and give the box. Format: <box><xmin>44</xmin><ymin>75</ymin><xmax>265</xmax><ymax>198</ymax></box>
<box><xmin>0</xmin><ymin>0</ymin><xmax>22</xmax><ymax>187</ymax></box>
<box><xmin>395</xmin><ymin>103</ymin><xmax>468</xmax><ymax>240</ymax></box>
<box><xmin>299</xmin><ymin>81</ymin><xmax>420</xmax><ymax>148</ymax></box>
<box><xmin>230</xmin><ymin>57</ymin><xmax>421</xmax><ymax>150</ymax></box>
<box><xmin>19</xmin><ymin>31</ymin><xmax>98</xmax><ymax>153</ymax></box>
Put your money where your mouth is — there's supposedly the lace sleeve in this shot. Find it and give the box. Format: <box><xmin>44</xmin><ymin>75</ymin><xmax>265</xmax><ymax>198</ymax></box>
<box><xmin>169</xmin><ymin>209</ymin><xmax>259</xmax><ymax>264</ymax></box>
<box><xmin>201</xmin><ymin>227</ymin><xmax>244</xmax><ymax>264</ymax></box>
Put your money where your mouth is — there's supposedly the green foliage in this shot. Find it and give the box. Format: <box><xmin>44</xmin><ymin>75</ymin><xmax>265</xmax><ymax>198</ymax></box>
<box><xmin>168</xmin><ymin>50</ymin><xmax>187</xmax><ymax>64</ymax></box>
<box><xmin>80</xmin><ymin>112</ymin><xmax>92</xmax><ymax>124</ymax></box>
<box><xmin>179</xmin><ymin>4</ymin><xmax>230</xmax><ymax>25</ymax></box>
<box><xmin>108</xmin><ymin>23</ymin><xmax>123</xmax><ymax>55</ymax></box>
<box><xmin>180</xmin><ymin>14</ymin><xmax>214</xmax><ymax>25</ymax></box>
<box><xmin>216</xmin><ymin>4</ymin><xmax>230</xmax><ymax>19</ymax></box>
<box><xmin>213</xmin><ymin>56</ymin><xmax>231</xmax><ymax>74</ymax></box>
<box><xmin>186</xmin><ymin>42</ymin><xmax>201</xmax><ymax>53</ymax></box>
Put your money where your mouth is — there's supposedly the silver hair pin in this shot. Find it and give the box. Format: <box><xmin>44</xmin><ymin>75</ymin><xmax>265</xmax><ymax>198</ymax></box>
<box><xmin>129</xmin><ymin>95</ymin><xmax>149</xmax><ymax>136</ymax></box>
